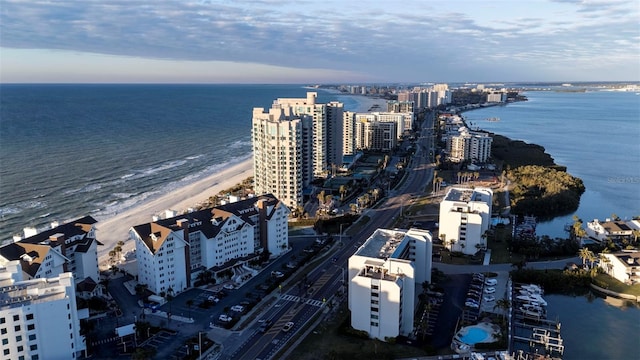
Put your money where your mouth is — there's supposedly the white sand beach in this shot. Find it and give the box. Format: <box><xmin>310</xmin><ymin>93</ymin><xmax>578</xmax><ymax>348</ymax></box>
<box><xmin>95</xmin><ymin>92</ymin><xmax>387</xmax><ymax>269</ymax></box>
<box><xmin>96</xmin><ymin>158</ymin><xmax>253</xmax><ymax>268</ymax></box>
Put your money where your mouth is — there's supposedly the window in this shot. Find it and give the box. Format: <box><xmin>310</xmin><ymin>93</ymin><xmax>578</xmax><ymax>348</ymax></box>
<box><xmin>13</xmin><ymin>315</ymin><xmax>19</xmax><ymax>321</ymax></box>
<box><xmin>371</xmin><ymin>300</ymin><xmax>379</xmax><ymax>305</ymax></box>
<box><xmin>30</xmin><ymin>344</ymin><xmax>37</xmax><ymax>351</ymax></box>
<box><xmin>17</xmin><ymin>345</ymin><xmax>23</xmax><ymax>352</ymax></box>
<box><xmin>27</xmin><ymin>324</ymin><xmax>35</xmax><ymax>331</ymax></box>
<box><xmin>370</xmin><ymin>321</ymin><xmax>378</xmax><ymax>327</ymax></box>
<box><xmin>370</xmin><ymin>307</ymin><xmax>378</xmax><ymax>312</ymax></box>
<box><xmin>25</xmin><ymin>314</ymin><xmax>33</xmax><ymax>321</ymax></box>
<box><xmin>0</xmin><ymin>318</ymin><xmax>4</xmax><ymax>324</ymax></box>
<box><xmin>16</xmin><ymin>335</ymin><xmax>21</xmax><ymax>342</ymax></box>
<box><xmin>32</xmin><ymin>355</ymin><xmax>39</xmax><ymax>360</ymax></box>
<box><xmin>3</xmin><ymin>349</ymin><xmax>9</xmax><ymax>355</ymax></box>
<box><xmin>28</xmin><ymin>334</ymin><xmax>36</xmax><ymax>341</ymax></box>
<box><xmin>14</xmin><ymin>325</ymin><xmax>20</xmax><ymax>332</ymax></box>
<box><xmin>371</xmin><ymin>285</ymin><xmax>379</xmax><ymax>290</ymax></box>
<box><xmin>2</xmin><ymin>339</ymin><xmax>7</xmax><ymax>345</ymax></box>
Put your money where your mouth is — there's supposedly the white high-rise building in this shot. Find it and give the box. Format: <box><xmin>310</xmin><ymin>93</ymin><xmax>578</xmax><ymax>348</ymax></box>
<box><xmin>446</xmin><ymin>127</ymin><xmax>493</xmax><ymax>163</ymax></box>
<box><xmin>252</xmin><ymin>105</ymin><xmax>310</xmax><ymax>208</ymax></box>
<box><xmin>0</xmin><ymin>261</ymin><xmax>86</xmax><ymax>360</ymax></box>
<box><xmin>348</xmin><ymin>228</ymin><xmax>432</xmax><ymax>341</ymax></box>
<box><xmin>439</xmin><ymin>187</ymin><xmax>493</xmax><ymax>255</ymax></box>
<box><xmin>272</xmin><ymin>92</ymin><xmax>344</xmax><ymax>177</ymax></box>
<box><xmin>343</xmin><ymin>111</ymin><xmax>357</xmax><ymax>156</ymax></box>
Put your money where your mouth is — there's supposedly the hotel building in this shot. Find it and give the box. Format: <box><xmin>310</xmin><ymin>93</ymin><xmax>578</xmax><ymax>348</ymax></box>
<box><xmin>439</xmin><ymin>187</ymin><xmax>493</xmax><ymax>255</ymax></box>
<box><xmin>0</xmin><ymin>261</ymin><xmax>86</xmax><ymax>359</ymax></box>
<box><xmin>132</xmin><ymin>194</ymin><xmax>289</xmax><ymax>295</ymax></box>
<box><xmin>0</xmin><ymin>216</ymin><xmax>100</xmax><ymax>290</ymax></box>
<box><xmin>348</xmin><ymin>228</ymin><xmax>432</xmax><ymax>340</ymax></box>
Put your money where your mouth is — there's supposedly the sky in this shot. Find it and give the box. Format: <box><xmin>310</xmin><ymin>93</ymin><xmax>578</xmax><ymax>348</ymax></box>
<box><xmin>0</xmin><ymin>0</ymin><xmax>639</xmax><ymax>84</ymax></box>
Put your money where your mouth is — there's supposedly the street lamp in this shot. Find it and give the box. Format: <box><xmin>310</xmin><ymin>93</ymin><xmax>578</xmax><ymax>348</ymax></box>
<box><xmin>198</xmin><ymin>331</ymin><xmax>203</xmax><ymax>359</ymax></box>
<box><xmin>339</xmin><ymin>223</ymin><xmax>345</xmax><ymax>245</ymax></box>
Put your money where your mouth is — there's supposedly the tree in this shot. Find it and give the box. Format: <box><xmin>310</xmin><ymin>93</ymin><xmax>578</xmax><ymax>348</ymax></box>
<box><xmin>339</xmin><ymin>185</ymin><xmax>347</xmax><ymax>201</ymax></box>
<box><xmin>578</xmin><ymin>247</ymin><xmax>594</xmax><ymax>269</ymax></box>
<box><xmin>493</xmin><ymin>298</ymin><xmax>511</xmax><ymax>323</ymax></box>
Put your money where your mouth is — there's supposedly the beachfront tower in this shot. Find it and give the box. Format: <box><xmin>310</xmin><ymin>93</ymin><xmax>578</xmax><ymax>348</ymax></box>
<box><xmin>272</xmin><ymin>92</ymin><xmax>345</xmax><ymax>177</ymax></box>
<box><xmin>439</xmin><ymin>187</ymin><xmax>493</xmax><ymax>255</ymax></box>
<box><xmin>348</xmin><ymin>228</ymin><xmax>432</xmax><ymax>341</ymax></box>
<box><xmin>252</xmin><ymin>105</ymin><xmax>310</xmax><ymax>209</ymax></box>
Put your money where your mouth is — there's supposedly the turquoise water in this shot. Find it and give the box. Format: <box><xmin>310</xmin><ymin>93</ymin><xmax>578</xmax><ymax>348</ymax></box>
<box><xmin>459</xmin><ymin>326</ymin><xmax>489</xmax><ymax>344</ymax></box>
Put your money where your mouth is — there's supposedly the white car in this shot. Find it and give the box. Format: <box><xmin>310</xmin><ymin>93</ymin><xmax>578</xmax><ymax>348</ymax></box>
<box><xmin>484</xmin><ymin>287</ymin><xmax>496</xmax><ymax>294</ymax></box>
<box><xmin>465</xmin><ymin>301</ymin><xmax>479</xmax><ymax>308</ymax></box>
<box><xmin>484</xmin><ymin>278</ymin><xmax>498</xmax><ymax>286</ymax></box>
<box><xmin>218</xmin><ymin>314</ymin><xmax>232</xmax><ymax>322</ymax></box>
<box><xmin>231</xmin><ymin>305</ymin><xmax>245</xmax><ymax>312</ymax></box>
<box><xmin>483</xmin><ymin>295</ymin><xmax>496</xmax><ymax>302</ymax></box>
<box><xmin>223</xmin><ymin>284</ymin><xmax>235</xmax><ymax>290</ymax></box>
<box><xmin>282</xmin><ymin>321</ymin><xmax>294</xmax><ymax>332</ymax></box>
<box><xmin>271</xmin><ymin>271</ymin><xmax>284</xmax><ymax>278</ymax></box>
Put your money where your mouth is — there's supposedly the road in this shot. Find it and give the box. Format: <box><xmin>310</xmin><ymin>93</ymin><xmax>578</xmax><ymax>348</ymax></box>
<box><xmin>223</xmin><ymin>112</ymin><xmax>437</xmax><ymax>360</ymax></box>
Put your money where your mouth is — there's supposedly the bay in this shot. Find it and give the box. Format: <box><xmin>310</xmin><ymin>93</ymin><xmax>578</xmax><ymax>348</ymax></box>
<box><xmin>462</xmin><ymin>90</ymin><xmax>640</xmax><ymax>238</ymax></box>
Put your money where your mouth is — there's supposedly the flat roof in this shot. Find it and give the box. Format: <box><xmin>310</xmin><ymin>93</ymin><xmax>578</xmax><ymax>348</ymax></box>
<box><xmin>355</xmin><ymin>229</ymin><xmax>406</xmax><ymax>260</ymax></box>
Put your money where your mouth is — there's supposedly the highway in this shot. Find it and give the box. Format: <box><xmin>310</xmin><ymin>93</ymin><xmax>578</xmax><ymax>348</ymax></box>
<box><xmin>223</xmin><ymin>111</ymin><xmax>436</xmax><ymax>360</ymax></box>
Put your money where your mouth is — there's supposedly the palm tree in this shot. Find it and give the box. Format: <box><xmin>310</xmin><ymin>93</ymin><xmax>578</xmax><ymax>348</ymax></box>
<box><xmin>578</xmin><ymin>247</ymin><xmax>594</xmax><ymax>269</ymax></box>
<box><xmin>339</xmin><ymin>185</ymin><xmax>347</xmax><ymax>201</ymax></box>
<box><xmin>493</xmin><ymin>298</ymin><xmax>511</xmax><ymax>322</ymax></box>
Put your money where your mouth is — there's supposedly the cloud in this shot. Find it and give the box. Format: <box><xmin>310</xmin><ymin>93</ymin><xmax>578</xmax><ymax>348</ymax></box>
<box><xmin>1</xmin><ymin>0</ymin><xmax>638</xmax><ymax>82</ymax></box>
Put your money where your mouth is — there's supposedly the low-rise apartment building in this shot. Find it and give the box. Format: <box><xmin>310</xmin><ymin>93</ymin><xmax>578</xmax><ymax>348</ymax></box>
<box><xmin>0</xmin><ymin>216</ymin><xmax>101</xmax><ymax>291</ymax></box>
<box><xmin>348</xmin><ymin>228</ymin><xmax>432</xmax><ymax>341</ymax></box>
<box><xmin>132</xmin><ymin>194</ymin><xmax>289</xmax><ymax>295</ymax></box>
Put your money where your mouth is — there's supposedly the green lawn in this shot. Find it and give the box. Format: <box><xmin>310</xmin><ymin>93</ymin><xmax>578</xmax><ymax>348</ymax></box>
<box><xmin>594</xmin><ymin>273</ymin><xmax>640</xmax><ymax>296</ymax></box>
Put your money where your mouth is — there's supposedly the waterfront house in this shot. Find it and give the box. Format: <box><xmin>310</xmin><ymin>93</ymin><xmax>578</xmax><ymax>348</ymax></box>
<box><xmin>598</xmin><ymin>251</ymin><xmax>640</xmax><ymax>285</ymax></box>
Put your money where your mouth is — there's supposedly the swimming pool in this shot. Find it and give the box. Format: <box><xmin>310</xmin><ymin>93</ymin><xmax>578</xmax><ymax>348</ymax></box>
<box><xmin>458</xmin><ymin>326</ymin><xmax>491</xmax><ymax>345</ymax></box>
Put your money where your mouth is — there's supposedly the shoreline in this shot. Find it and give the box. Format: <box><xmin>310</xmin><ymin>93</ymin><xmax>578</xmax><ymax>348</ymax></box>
<box><xmin>96</xmin><ymin>158</ymin><xmax>253</xmax><ymax>268</ymax></box>
<box><xmin>95</xmin><ymin>93</ymin><xmax>383</xmax><ymax>269</ymax></box>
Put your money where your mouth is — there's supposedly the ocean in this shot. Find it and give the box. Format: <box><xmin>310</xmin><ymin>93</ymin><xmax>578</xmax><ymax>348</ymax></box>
<box><xmin>1</xmin><ymin>84</ymin><xmax>639</xmax><ymax>358</ymax></box>
<box><xmin>0</xmin><ymin>84</ymin><xmax>358</xmax><ymax>242</ymax></box>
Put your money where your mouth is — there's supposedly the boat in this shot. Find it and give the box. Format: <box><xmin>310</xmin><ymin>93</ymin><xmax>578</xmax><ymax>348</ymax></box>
<box><xmin>519</xmin><ymin>284</ymin><xmax>543</xmax><ymax>294</ymax></box>
<box><xmin>486</xmin><ymin>117</ymin><xmax>500</xmax><ymax>122</ymax></box>
<box><xmin>516</xmin><ymin>294</ymin><xmax>547</xmax><ymax>306</ymax></box>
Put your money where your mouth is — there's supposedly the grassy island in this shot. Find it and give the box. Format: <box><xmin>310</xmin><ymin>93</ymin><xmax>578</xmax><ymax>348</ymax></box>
<box><xmin>492</xmin><ymin>134</ymin><xmax>585</xmax><ymax>219</ymax></box>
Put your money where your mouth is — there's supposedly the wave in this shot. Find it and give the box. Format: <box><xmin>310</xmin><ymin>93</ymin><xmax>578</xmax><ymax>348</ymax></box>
<box><xmin>91</xmin><ymin>153</ymin><xmax>253</xmax><ymax>221</ymax></box>
<box><xmin>0</xmin><ymin>200</ymin><xmax>47</xmax><ymax>217</ymax></box>
<box><xmin>185</xmin><ymin>154</ymin><xmax>204</xmax><ymax>160</ymax></box>
<box><xmin>228</xmin><ymin>139</ymin><xmax>252</xmax><ymax>149</ymax></box>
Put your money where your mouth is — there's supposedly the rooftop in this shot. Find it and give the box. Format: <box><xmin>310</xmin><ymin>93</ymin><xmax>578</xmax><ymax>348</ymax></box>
<box><xmin>0</xmin><ymin>276</ymin><xmax>70</xmax><ymax>309</ymax></box>
<box><xmin>355</xmin><ymin>229</ymin><xmax>406</xmax><ymax>260</ymax></box>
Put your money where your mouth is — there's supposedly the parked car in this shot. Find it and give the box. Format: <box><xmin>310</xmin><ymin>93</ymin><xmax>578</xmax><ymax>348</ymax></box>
<box><xmin>286</xmin><ymin>262</ymin><xmax>297</xmax><ymax>269</ymax></box>
<box><xmin>207</xmin><ymin>296</ymin><xmax>220</xmax><ymax>303</ymax></box>
<box><xmin>282</xmin><ymin>321</ymin><xmax>294</xmax><ymax>332</ymax></box>
<box><xmin>484</xmin><ymin>278</ymin><xmax>498</xmax><ymax>286</ymax></box>
<box><xmin>231</xmin><ymin>305</ymin><xmax>245</xmax><ymax>312</ymax></box>
<box><xmin>218</xmin><ymin>314</ymin><xmax>232</xmax><ymax>322</ymax></box>
<box><xmin>484</xmin><ymin>287</ymin><xmax>496</xmax><ymax>294</ymax></box>
<box><xmin>271</xmin><ymin>271</ymin><xmax>284</xmax><ymax>278</ymax></box>
<box><xmin>483</xmin><ymin>295</ymin><xmax>496</xmax><ymax>302</ymax></box>
<box><xmin>465</xmin><ymin>301</ymin><xmax>479</xmax><ymax>308</ymax></box>
<box><xmin>223</xmin><ymin>284</ymin><xmax>235</xmax><ymax>290</ymax></box>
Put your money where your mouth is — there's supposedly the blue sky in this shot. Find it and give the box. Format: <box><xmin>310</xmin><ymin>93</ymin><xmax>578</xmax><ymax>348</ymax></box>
<box><xmin>1</xmin><ymin>0</ymin><xmax>638</xmax><ymax>83</ymax></box>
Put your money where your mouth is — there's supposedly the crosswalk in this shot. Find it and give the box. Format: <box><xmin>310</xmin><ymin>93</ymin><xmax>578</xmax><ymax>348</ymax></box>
<box><xmin>92</xmin><ymin>336</ymin><xmax>119</xmax><ymax>346</ymax></box>
<box><xmin>281</xmin><ymin>294</ymin><xmax>323</xmax><ymax>307</ymax></box>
